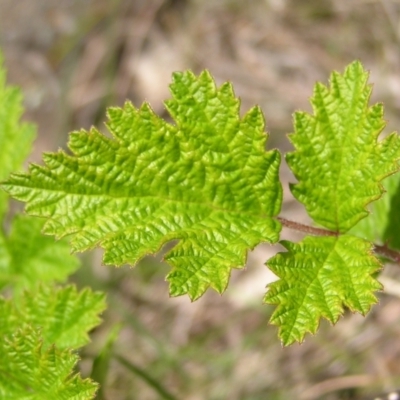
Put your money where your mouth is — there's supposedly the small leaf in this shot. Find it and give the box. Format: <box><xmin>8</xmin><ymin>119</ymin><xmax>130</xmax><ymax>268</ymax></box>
<box><xmin>0</xmin><ymin>285</ymin><xmax>104</xmax><ymax>399</ymax></box>
<box><xmin>0</xmin><ymin>285</ymin><xmax>106</xmax><ymax>350</ymax></box>
<box><xmin>4</xmin><ymin>70</ymin><xmax>282</xmax><ymax>300</ymax></box>
<box><xmin>287</xmin><ymin>61</ymin><xmax>400</xmax><ymax>233</ymax></box>
<box><xmin>264</xmin><ymin>235</ymin><xmax>382</xmax><ymax>346</ymax></box>
<box><xmin>0</xmin><ymin>326</ymin><xmax>97</xmax><ymax>400</ymax></box>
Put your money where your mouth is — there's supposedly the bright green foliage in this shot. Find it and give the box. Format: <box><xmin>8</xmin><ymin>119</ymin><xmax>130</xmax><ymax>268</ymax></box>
<box><xmin>0</xmin><ymin>285</ymin><xmax>105</xmax><ymax>399</ymax></box>
<box><xmin>0</xmin><ymin>53</ymin><xmax>35</xmax><ymax>220</ymax></box>
<box><xmin>265</xmin><ymin>235</ymin><xmax>382</xmax><ymax>345</ymax></box>
<box><xmin>3</xmin><ymin>71</ymin><xmax>282</xmax><ymax>300</ymax></box>
<box><xmin>0</xmin><ymin>55</ymin><xmax>78</xmax><ymax>294</ymax></box>
<box><xmin>0</xmin><ymin>53</ymin><xmax>102</xmax><ymax>396</ymax></box>
<box><xmin>3</xmin><ymin>60</ymin><xmax>400</xmax><ymax>345</ymax></box>
<box><xmin>287</xmin><ymin>61</ymin><xmax>400</xmax><ymax>233</ymax></box>
<box><xmin>0</xmin><ymin>215</ymin><xmax>80</xmax><ymax>293</ymax></box>
<box><xmin>0</xmin><ymin>326</ymin><xmax>97</xmax><ymax>399</ymax></box>
<box><xmin>263</xmin><ymin>61</ymin><xmax>400</xmax><ymax>344</ymax></box>
<box><xmin>0</xmin><ymin>285</ymin><xmax>106</xmax><ymax>350</ymax></box>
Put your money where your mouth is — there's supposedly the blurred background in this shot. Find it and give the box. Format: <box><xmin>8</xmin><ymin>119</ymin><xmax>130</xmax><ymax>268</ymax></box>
<box><xmin>2</xmin><ymin>0</ymin><xmax>400</xmax><ymax>399</ymax></box>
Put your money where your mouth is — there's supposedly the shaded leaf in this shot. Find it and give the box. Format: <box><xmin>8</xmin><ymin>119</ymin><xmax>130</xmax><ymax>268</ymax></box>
<box><xmin>0</xmin><ymin>215</ymin><xmax>80</xmax><ymax>293</ymax></box>
<box><xmin>350</xmin><ymin>173</ymin><xmax>400</xmax><ymax>251</ymax></box>
<box><xmin>0</xmin><ymin>326</ymin><xmax>97</xmax><ymax>400</ymax></box>
<box><xmin>0</xmin><ymin>52</ymin><xmax>35</xmax><ymax>219</ymax></box>
<box><xmin>0</xmin><ymin>285</ymin><xmax>106</xmax><ymax>350</ymax></box>
<box><xmin>0</xmin><ymin>285</ymin><xmax>104</xmax><ymax>399</ymax></box>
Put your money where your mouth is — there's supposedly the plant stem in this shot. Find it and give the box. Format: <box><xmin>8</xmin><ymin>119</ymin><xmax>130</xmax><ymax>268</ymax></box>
<box><xmin>373</xmin><ymin>244</ymin><xmax>400</xmax><ymax>264</ymax></box>
<box><xmin>277</xmin><ymin>217</ymin><xmax>338</xmax><ymax>237</ymax></box>
<box><xmin>277</xmin><ymin>216</ymin><xmax>400</xmax><ymax>264</ymax></box>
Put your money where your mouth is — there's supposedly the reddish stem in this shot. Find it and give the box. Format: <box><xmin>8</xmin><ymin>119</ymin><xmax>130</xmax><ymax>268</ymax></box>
<box><xmin>277</xmin><ymin>217</ymin><xmax>338</xmax><ymax>237</ymax></box>
<box><xmin>277</xmin><ymin>216</ymin><xmax>400</xmax><ymax>264</ymax></box>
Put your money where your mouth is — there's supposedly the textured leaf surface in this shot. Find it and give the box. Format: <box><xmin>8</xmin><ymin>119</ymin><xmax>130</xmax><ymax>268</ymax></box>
<box><xmin>264</xmin><ymin>235</ymin><xmax>382</xmax><ymax>345</ymax></box>
<box><xmin>0</xmin><ymin>285</ymin><xmax>106</xmax><ymax>350</ymax></box>
<box><xmin>0</xmin><ymin>326</ymin><xmax>97</xmax><ymax>400</ymax></box>
<box><xmin>0</xmin><ymin>53</ymin><xmax>35</xmax><ymax>219</ymax></box>
<box><xmin>0</xmin><ymin>285</ymin><xmax>104</xmax><ymax>399</ymax></box>
<box><xmin>287</xmin><ymin>61</ymin><xmax>400</xmax><ymax>232</ymax></box>
<box><xmin>0</xmin><ymin>215</ymin><xmax>80</xmax><ymax>293</ymax></box>
<box><xmin>4</xmin><ymin>71</ymin><xmax>282</xmax><ymax>300</ymax></box>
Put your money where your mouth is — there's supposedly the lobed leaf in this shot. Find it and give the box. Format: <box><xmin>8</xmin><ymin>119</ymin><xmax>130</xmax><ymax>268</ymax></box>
<box><xmin>0</xmin><ymin>326</ymin><xmax>97</xmax><ymax>400</ymax></box>
<box><xmin>0</xmin><ymin>285</ymin><xmax>104</xmax><ymax>399</ymax></box>
<box><xmin>268</xmin><ymin>61</ymin><xmax>400</xmax><ymax>344</ymax></box>
<box><xmin>287</xmin><ymin>61</ymin><xmax>400</xmax><ymax>233</ymax></box>
<box><xmin>0</xmin><ymin>285</ymin><xmax>106</xmax><ymax>350</ymax></box>
<box><xmin>265</xmin><ymin>235</ymin><xmax>382</xmax><ymax>345</ymax></box>
<box><xmin>3</xmin><ymin>71</ymin><xmax>282</xmax><ymax>300</ymax></box>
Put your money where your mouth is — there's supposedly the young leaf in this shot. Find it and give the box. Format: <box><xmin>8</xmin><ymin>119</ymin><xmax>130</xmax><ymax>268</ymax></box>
<box><xmin>0</xmin><ymin>285</ymin><xmax>106</xmax><ymax>350</ymax></box>
<box><xmin>0</xmin><ymin>285</ymin><xmax>104</xmax><ymax>399</ymax></box>
<box><xmin>0</xmin><ymin>215</ymin><xmax>80</xmax><ymax>293</ymax></box>
<box><xmin>264</xmin><ymin>61</ymin><xmax>395</xmax><ymax>345</ymax></box>
<box><xmin>265</xmin><ymin>235</ymin><xmax>382</xmax><ymax>345</ymax></box>
<box><xmin>3</xmin><ymin>71</ymin><xmax>282</xmax><ymax>300</ymax></box>
<box><xmin>0</xmin><ymin>326</ymin><xmax>97</xmax><ymax>399</ymax></box>
<box><xmin>287</xmin><ymin>61</ymin><xmax>400</xmax><ymax>233</ymax></box>
<box><xmin>0</xmin><ymin>52</ymin><xmax>36</xmax><ymax>219</ymax></box>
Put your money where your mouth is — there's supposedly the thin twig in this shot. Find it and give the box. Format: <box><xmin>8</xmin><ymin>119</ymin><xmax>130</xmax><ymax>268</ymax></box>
<box><xmin>277</xmin><ymin>217</ymin><xmax>338</xmax><ymax>237</ymax></box>
<box><xmin>277</xmin><ymin>216</ymin><xmax>400</xmax><ymax>264</ymax></box>
<box><xmin>373</xmin><ymin>243</ymin><xmax>400</xmax><ymax>263</ymax></box>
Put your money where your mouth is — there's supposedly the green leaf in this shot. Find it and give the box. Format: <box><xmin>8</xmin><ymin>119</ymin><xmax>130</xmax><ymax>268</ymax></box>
<box><xmin>3</xmin><ymin>70</ymin><xmax>282</xmax><ymax>300</ymax></box>
<box><xmin>264</xmin><ymin>235</ymin><xmax>382</xmax><ymax>346</ymax></box>
<box><xmin>0</xmin><ymin>326</ymin><xmax>97</xmax><ymax>400</ymax></box>
<box><xmin>265</xmin><ymin>61</ymin><xmax>395</xmax><ymax>345</ymax></box>
<box><xmin>0</xmin><ymin>52</ymin><xmax>36</xmax><ymax>219</ymax></box>
<box><xmin>0</xmin><ymin>215</ymin><xmax>80</xmax><ymax>293</ymax></box>
<box><xmin>0</xmin><ymin>285</ymin><xmax>106</xmax><ymax>350</ymax></box>
<box><xmin>0</xmin><ymin>285</ymin><xmax>104</xmax><ymax>399</ymax></box>
<box><xmin>287</xmin><ymin>61</ymin><xmax>400</xmax><ymax>233</ymax></box>
<box><xmin>382</xmin><ymin>175</ymin><xmax>400</xmax><ymax>250</ymax></box>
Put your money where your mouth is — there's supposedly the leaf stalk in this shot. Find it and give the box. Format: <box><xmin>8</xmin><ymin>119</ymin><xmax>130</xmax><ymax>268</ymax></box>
<box><xmin>277</xmin><ymin>216</ymin><xmax>400</xmax><ymax>264</ymax></box>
